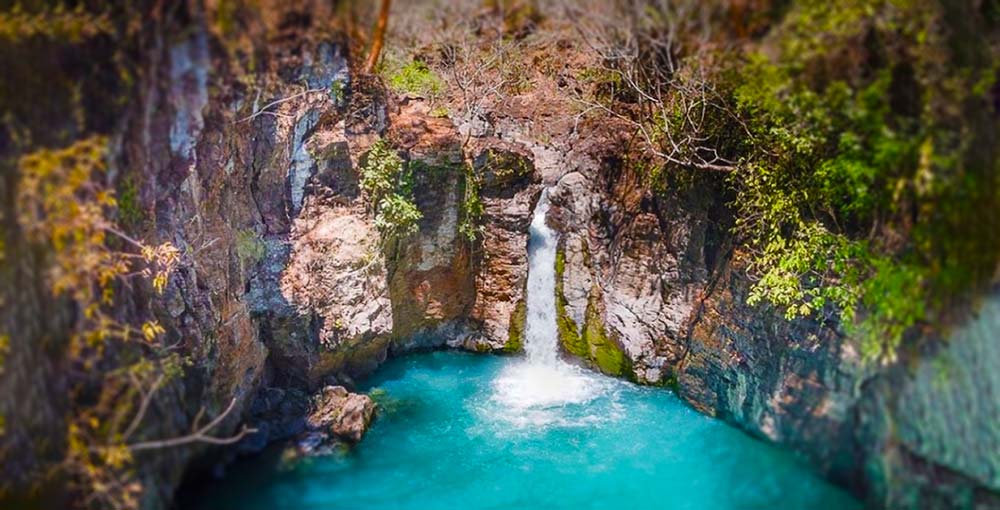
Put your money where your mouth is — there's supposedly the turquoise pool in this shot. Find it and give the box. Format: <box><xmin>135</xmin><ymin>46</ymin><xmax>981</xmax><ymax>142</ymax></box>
<box><xmin>185</xmin><ymin>351</ymin><xmax>860</xmax><ymax>510</ymax></box>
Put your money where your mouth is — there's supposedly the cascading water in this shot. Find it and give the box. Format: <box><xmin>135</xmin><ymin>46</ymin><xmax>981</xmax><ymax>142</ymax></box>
<box><xmin>187</xmin><ymin>190</ymin><xmax>862</xmax><ymax>510</ymax></box>
<box><xmin>522</xmin><ymin>192</ymin><xmax>561</xmax><ymax>365</ymax></box>
<box><xmin>488</xmin><ymin>191</ymin><xmax>613</xmax><ymax>428</ymax></box>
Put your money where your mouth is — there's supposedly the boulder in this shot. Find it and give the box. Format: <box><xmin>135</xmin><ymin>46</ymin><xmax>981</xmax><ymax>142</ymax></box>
<box><xmin>305</xmin><ymin>386</ymin><xmax>376</xmax><ymax>443</ymax></box>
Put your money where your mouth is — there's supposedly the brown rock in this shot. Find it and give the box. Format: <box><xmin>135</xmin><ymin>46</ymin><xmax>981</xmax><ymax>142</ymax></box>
<box><xmin>468</xmin><ymin>138</ymin><xmax>541</xmax><ymax>350</ymax></box>
<box><xmin>386</xmin><ymin>99</ymin><xmax>475</xmax><ymax>341</ymax></box>
<box><xmin>306</xmin><ymin>386</ymin><xmax>376</xmax><ymax>443</ymax></box>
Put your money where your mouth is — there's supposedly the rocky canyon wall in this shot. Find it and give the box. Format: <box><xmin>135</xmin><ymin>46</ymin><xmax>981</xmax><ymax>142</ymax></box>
<box><xmin>543</xmin><ymin>141</ymin><xmax>999</xmax><ymax>509</ymax></box>
<box><xmin>0</xmin><ymin>2</ymin><xmax>537</xmax><ymax>508</ymax></box>
<box><xmin>1</xmin><ymin>2</ymin><xmax>996</xmax><ymax>510</ymax></box>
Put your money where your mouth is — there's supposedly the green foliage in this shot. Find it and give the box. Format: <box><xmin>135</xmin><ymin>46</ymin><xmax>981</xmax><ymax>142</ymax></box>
<box><xmin>235</xmin><ymin>229</ymin><xmax>265</xmax><ymax>266</ymax></box>
<box><xmin>374</xmin><ymin>194</ymin><xmax>422</xmax><ymax>240</ymax></box>
<box><xmin>329</xmin><ymin>80</ymin><xmax>346</xmax><ymax>105</ymax></box>
<box><xmin>0</xmin><ymin>3</ymin><xmax>112</xmax><ymax>42</ymax></box>
<box><xmin>360</xmin><ymin>139</ymin><xmax>404</xmax><ymax>203</ymax></box>
<box><xmin>116</xmin><ymin>174</ymin><xmax>143</xmax><ymax>228</ymax></box>
<box><xmin>361</xmin><ymin>139</ymin><xmax>423</xmax><ymax>243</ymax></box>
<box><xmin>383</xmin><ymin>60</ymin><xmax>444</xmax><ymax>99</ymax></box>
<box><xmin>459</xmin><ymin>166</ymin><xmax>484</xmax><ymax>242</ymax></box>
<box><xmin>727</xmin><ymin>0</ymin><xmax>999</xmax><ymax>362</ymax></box>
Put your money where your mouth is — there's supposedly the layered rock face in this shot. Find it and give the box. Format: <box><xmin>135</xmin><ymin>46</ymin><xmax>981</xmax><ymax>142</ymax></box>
<box><xmin>1</xmin><ymin>3</ymin><xmax>996</xmax><ymax>510</ymax></box>
<box><xmin>0</xmin><ymin>3</ymin><xmax>536</xmax><ymax>508</ymax></box>
<box><xmin>467</xmin><ymin>139</ymin><xmax>540</xmax><ymax>352</ymax></box>
<box><xmin>543</xmin><ymin>150</ymin><xmax>999</xmax><ymax>508</ymax></box>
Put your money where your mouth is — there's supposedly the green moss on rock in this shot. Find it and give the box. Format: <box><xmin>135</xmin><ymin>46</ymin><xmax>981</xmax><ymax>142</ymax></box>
<box><xmin>503</xmin><ymin>297</ymin><xmax>528</xmax><ymax>354</ymax></box>
<box><xmin>554</xmin><ymin>247</ymin><xmax>587</xmax><ymax>357</ymax></box>
<box><xmin>554</xmin><ymin>243</ymin><xmax>634</xmax><ymax>380</ymax></box>
<box><xmin>583</xmin><ymin>294</ymin><xmax>630</xmax><ymax>378</ymax></box>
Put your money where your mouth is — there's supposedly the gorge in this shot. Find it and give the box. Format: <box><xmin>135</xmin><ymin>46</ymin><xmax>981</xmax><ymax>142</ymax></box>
<box><xmin>1</xmin><ymin>2</ymin><xmax>998</xmax><ymax>510</ymax></box>
<box><xmin>181</xmin><ymin>194</ymin><xmax>860</xmax><ymax>510</ymax></box>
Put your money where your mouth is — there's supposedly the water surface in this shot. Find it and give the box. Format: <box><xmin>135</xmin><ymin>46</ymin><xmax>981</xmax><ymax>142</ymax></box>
<box><xmin>188</xmin><ymin>351</ymin><xmax>860</xmax><ymax>510</ymax></box>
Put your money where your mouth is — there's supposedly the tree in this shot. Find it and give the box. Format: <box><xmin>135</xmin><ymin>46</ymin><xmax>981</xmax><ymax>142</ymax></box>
<box><xmin>363</xmin><ymin>0</ymin><xmax>391</xmax><ymax>74</ymax></box>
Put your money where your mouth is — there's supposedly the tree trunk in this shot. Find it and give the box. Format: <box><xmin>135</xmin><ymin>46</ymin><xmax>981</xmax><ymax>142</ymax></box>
<box><xmin>363</xmin><ymin>0</ymin><xmax>391</xmax><ymax>74</ymax></box>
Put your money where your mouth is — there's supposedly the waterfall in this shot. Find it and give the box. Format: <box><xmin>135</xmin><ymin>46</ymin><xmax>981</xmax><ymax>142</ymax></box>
<box><xmin>487</xmin><ymin>190</ymin><xmax>609</xmax><ymax>428</ymax></box>
<box><xmin>523</xmin><ymin>193</ymin><xmax>561</xmax><ymax>366</ymax></box>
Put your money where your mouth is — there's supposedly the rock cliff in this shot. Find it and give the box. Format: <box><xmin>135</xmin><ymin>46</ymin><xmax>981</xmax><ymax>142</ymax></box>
<box><xmin>0</xmin><ymin>2</ymin><xmax>996</xmax><ymax>510</ymax></box>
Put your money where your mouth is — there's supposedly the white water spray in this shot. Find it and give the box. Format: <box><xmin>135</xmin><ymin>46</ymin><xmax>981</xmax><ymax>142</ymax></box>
<box><xmin>487</xmin><ymin>191</ymin><xmax>610</xmax><ymax>428</ymax></box>
<box><xmin>522</xmin><ymin>194</ymin><xmax>562</xmax><ymax>366</ymax></box>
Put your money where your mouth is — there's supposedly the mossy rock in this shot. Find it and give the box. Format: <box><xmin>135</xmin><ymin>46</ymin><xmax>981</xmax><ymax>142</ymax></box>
<box><xmin>502</xmin><ymin>298</ymin><xmax>528</xmax><ymax>354</ymax></box>
<box><xmin>553</xmin><ymin>244</ymin><xmax>634</xmax><ymax>380</ymax></box>
<box><xmin>554</xmin><ymin>248</ymin><xmax>587</xmax><ymax>357</ymax></box>
<box><xmin>583</xmin><ymin>296</ymin><xmax>631</xmax><ymax>379</ymax></box>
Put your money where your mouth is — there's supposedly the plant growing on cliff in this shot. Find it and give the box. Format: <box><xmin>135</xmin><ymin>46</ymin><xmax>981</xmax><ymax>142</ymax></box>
<box><xmin>383</xmin><ymin>59</ymin><xmax>445</xmax><ymax>99</ymax></box>
<box><xmin>459</xmin><ymin>165</ymin><xmax>484</xmax><ymax>243</ymax></box>
<box><xmin>361</xmin><ymin>139</ymin><xmax>423</xmax><ymax>244</ymax></box>
<box><xmin>116</xmin><ymin>174</ymin><xmax>143</xmax><ymax>228</ymax></box>
<box><xmin>580</xmin><ymin>0</ymin><xmax>1000</xmax><ymax>364</ymax></box>
<box><xmin>360</xmin><ymin>138</ymin><xmax>403</xmax><ymax>202</ymax></box>
<box><xmin>728</xmin><ymin>0</ymin><xmax>998</xmax><ymax>363</ymax></box>
<box><xmin>15</xmin><ymin>137</ymin><xmax>251</xmax><ymax>509</ymax></box>
<box><xmin>374</xmin><ymin>193</ymin><xmax>422</xmax><ymax>239</ymax></box>
<box><xmin>235</xmin><ymin>228</ymin><xmax>266</xmax><ymax>266</ymax></box>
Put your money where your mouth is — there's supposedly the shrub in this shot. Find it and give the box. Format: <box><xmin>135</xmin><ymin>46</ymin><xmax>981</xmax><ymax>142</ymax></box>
<box><xmin>384</xmin><ymin>60</ymin><xmax>444</xmax><ymax>98</ymax></box>
<box><xmin>360</xmin><ymin>138</ymin><xmax>404</xmax><ymax>203</ymax></box>
<box><xmin>374</xmin><ymin>193</ymin><xmax>422</xmax><ymax>240</ymax></box>
<box><xmin>15</xmin><ymin>136</ymin><xmax>187</xmax><ymax>509</ymax></box>
<box><xmin>728</xmin><ymin>0</ymin><xmax>998</xmax><ymax>362</ymax></box>
<box><xmin>360</xmin><ymin>139</ymin><xmax>423</xmax><ymax>243</ymax></box>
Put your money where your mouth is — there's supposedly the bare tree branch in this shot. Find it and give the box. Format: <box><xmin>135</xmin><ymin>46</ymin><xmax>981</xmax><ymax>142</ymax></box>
<box><xmin>127</xmin><ymin>397</ymin><xmax>256</xmax><ymax>452</ymax></box>
<box><xmin>237</xmin><ymin>88</ymin><xmax>325</xmax><ymax>123</ymax></box>
<box><xmin>121</xmin><ymin>372</ymin><xmax>165</xmax><ymax>441</ymax></box>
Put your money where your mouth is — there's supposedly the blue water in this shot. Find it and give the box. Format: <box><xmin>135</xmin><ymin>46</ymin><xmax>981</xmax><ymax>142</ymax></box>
<box><xmin>187</xmin><ymin>351</ymin><xmax>860</xmax><ymax>510</ymax></box>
